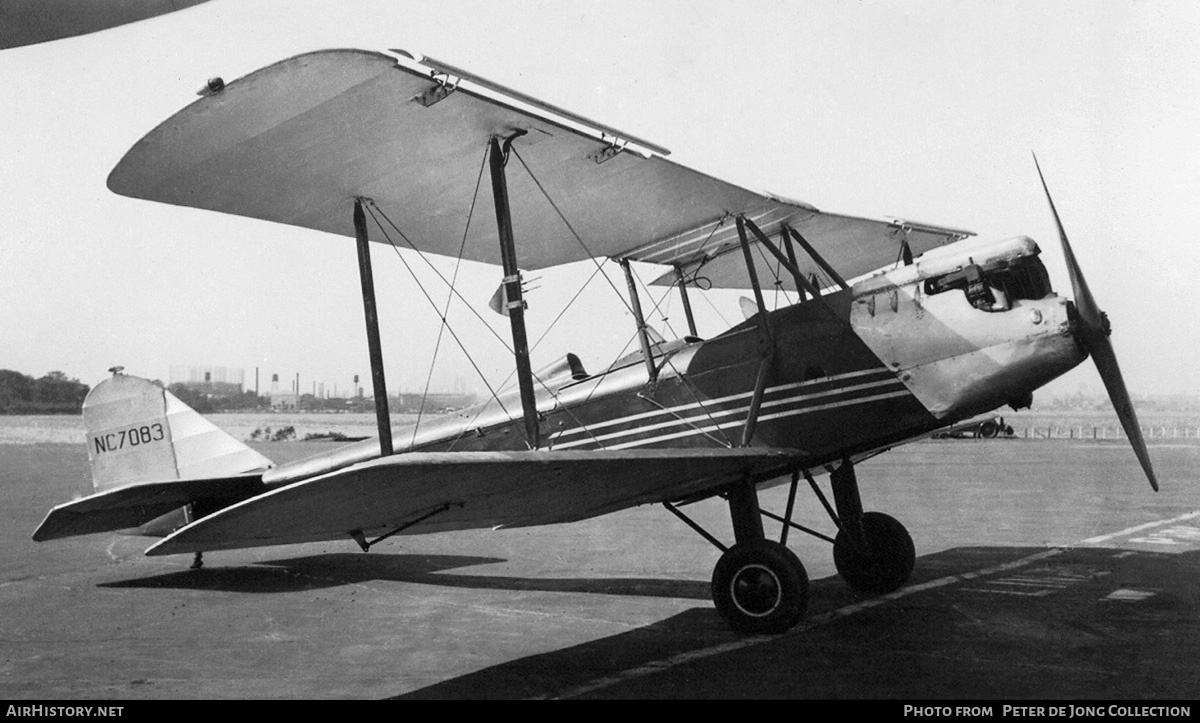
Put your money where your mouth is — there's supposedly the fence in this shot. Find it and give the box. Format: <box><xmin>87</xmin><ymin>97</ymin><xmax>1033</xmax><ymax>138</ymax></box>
<box><xmin>1022</xmin><ymin>425</ymin><xmax>1200</xmax><ymax>440</ymax></box>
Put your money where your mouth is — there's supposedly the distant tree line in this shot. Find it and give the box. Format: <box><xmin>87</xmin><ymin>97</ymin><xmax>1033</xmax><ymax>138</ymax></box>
<box><xmin>0</xmin><ymin>370</ymin><xmax>90</xmax><ymax>414</ymax></box>
<box><xmin>166</xmin><ymin>384</ymin><xmax>267</xmax><ymax>414</ymax></box>
<box><xmin>0</xmin><ymin>369</ymin><xmax>474</xmax><ymax>415</ymax></box>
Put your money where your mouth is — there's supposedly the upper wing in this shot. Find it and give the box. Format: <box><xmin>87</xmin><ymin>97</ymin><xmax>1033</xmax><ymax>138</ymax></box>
<box><xmin>108</xmin><ymin>48</ymin><xmax>969</xmax><ymax>280</ymax></box>
<box><xmin>145</xmin><ymin>447</ymin><xmax>798</xmax><ymax>556</ymax></box>
<box><xmin>643</xmin><ymin>213</ymin><xmax>974</xmax><ymax>292</ymax></box>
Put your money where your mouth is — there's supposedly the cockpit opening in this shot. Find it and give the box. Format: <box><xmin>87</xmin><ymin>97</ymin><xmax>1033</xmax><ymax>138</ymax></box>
<box><xmin>924</xmin><ymin>254</ymin><xmax>1052</xmax><ymax>312</ymax></box>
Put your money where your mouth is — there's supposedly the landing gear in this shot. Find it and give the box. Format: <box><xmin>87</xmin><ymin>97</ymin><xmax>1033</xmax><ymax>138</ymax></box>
<box><xmin>712</xmin><ymin>539</ymin><xmax>808</xmax><ymax>633</ymax></box>
<box><xmin>833</xmin><ymin>511</ymin><xmax>914</xmax><ymax>594</ymax></box>
<box><xmin>829</xmin><ymin>462</ymin><xmax>914</xmax><ymax>594</ymax></box>
<box><xmin>709</xmin><ymin>478</ymin><xmax>810</xmax><ymax>634</ymax></box>
<box><xmin>667</xmin><ymin>460</ymin><xmax>914</xmax><ymax>635</ymax></box>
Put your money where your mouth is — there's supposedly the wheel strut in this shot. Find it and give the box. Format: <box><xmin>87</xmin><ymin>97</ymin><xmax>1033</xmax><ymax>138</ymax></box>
<box><xmin>666</xmin><ymin>475</ymin><xmax>822</xmax><ymax>634</ymax></box>
<box><xmin>726</xmin><ymin>477</ymin><xmax>765</xmax><ymax>543</ymax></box>
<box><xmin>830</xmin><ymin>460</ymin><xmax>866</xmax><ymax>553</ymax></box>
<box><xmin>709</xmin><ymin>475</ymin><xmax>809</xmax><ymax>634</ymax></box>
<box><xmin>828</xmin><ymin>460</ymin><xmax>916</xmax><ymax>594</ymax></box>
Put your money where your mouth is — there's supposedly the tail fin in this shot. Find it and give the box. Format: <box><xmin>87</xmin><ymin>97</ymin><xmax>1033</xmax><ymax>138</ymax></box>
<box><xmin>84</xmin><ymin>368</ymin><xmax>272</xmax><ymax>492</ymax></box>
<box><xmin>32</xmin><ymin>369</ymin><xmax>272</xmax><ymax>542</ymax></box>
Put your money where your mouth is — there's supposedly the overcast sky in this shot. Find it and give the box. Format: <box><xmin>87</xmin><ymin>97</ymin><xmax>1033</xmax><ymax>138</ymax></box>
<box><xmin>2</xmin><ymin>0</ymin><xmax>1198</xmax><ymax>400</ymax></box>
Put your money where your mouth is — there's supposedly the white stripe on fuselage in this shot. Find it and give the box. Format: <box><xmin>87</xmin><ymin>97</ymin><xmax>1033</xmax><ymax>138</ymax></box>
<box><xmin>550</xmin><ymin>367</ymin><xmax>893</xmax><ymax>445</ymax></box>
<box><xmin>551</xmin><ymin>369</ymin><xmax>907</xmax><ymax>450</ymax></box>
<box><xmin>603</xmin><ymin>389</ymin><xmax>912</xmax><ymax>450</ymax></box>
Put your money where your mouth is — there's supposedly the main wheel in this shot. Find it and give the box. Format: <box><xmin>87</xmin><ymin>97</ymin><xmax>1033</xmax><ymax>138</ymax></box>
<box><xmin>833</xmin><ymin>512</ymin><xmax>915</xmax><ymax>594</ymax></box>
<box><xmin>712</xmin><ymin>539</ymin><xmax>808</xmax><ymax>634</ymax></box>
<box><xmin>978</xmin><ymin>420</ymin><xmax>999</xmax><ymax>438</ymax></box>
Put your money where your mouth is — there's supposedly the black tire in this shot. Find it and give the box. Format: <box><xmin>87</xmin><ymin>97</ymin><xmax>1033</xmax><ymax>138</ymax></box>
<box><xmin>712</xmin><ymin>539</ymin><xmax>808</xmax><ymax>634</ymax></box>
<box><xmin>978</xmin><ymin>421</ymin><xmax>999</xmax><ymax>438</ymax></box>
<box><xmin>833</xmin><ymin>512</ymin><xmax>915</xmax><ymax>594</ymax></box>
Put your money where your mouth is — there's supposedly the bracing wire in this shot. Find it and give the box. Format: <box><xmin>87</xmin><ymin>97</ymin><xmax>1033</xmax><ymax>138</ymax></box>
<box><xmin>530</xmin><ymin>258</ymin><xmax>610</xmax><ymax>354</ymax></box>
<box><xmin>508</xmin><ymin>147</ymin><xmax>745</xmax><ymax>445</ymax></box>
<box><xmin>380</xmin><ymin>142</ymin><xmax>614</xmax><ymax>450</ymax></box>
<box><xmin>627</xmin><ymin>264</ymin><xmax>733</xmax><ymax>447</ymax></box>
<box><xmin>506</xmin><ymin>146</ymin><xmax>654</xmax><ymax>416</ymax></box>
<box><xmin>748</xmin><ymin>234</ymin><xmax>788</xmax><ymax>311</ymax></box>
<box><xmin>509</xmin><ymin>147</ymin><xmax>637</xmax><ymax>318</ymax></box>
<box><xmin>369</xmin><ymin>200</ymin><xmax>600</xmax><ymax>445</ymax></box>
<box><xmin>363</xmin><ymin>205</ymin><xmax>515</xmax><ymax>424</ymax></box>
<box><xmin>410</xmin><ymin>145</ymin><xmax>490</xmax><ymax>445</ymax></box>
<box><xmin>632</xmin><ymin>265</ymin><xmax>681</xmax><ymax>341</ymax></box>
<box><xmin>692</xmin><ymin>213</ymin><xmax>732</xmax><ymax>265</ymax></box>
<box><xmin>369</xmin><ymin>141</ymin><xmax>762</xmax><ymax>453</ymax></box>
<box><xmin>368</xmin><ymin>202</ymin><xmax>516</xmax><ymax>356</ymax></box>
<box><xmin>697</xmin><ymin>283</ymin><xmax>732</xmax><ymax>328</ymax></box>
<box><xmin>659</xmin><ymin>283</ymin><xmax>676</xmax><ymax>339</ymax></box>
<box><xmin>636</xmin><ymin>385</ymin><xmax>734</xmax><ymax>449</ymax></box>
<box><xmin>445</xmin><ymin>258</ymin><xmax>614</xmax><ymax>451</ymax></box>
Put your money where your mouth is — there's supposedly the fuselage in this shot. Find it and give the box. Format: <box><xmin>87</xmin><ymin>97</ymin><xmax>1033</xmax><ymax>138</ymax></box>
<box><xmin>266</xmin><ymin>235</ymin><xmax>1086</xmax><ymax>488</ymax></box>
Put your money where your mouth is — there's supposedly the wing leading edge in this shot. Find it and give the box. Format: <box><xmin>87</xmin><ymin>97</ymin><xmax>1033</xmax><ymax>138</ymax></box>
<box><xmin>108</xmin><ymin>48</ymin><xmax>970</xmax><ymax>284</ymax></box>
<box><xmin>145</xmin><ymin>447</ymin><xmax>799</xmax><ymax>556</ymax></box>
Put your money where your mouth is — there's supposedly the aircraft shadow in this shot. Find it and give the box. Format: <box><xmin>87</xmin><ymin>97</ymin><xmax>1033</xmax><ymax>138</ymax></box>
<box><xmin>393</xmin><ymin>545</ymin><xmax>1200</xmax><ymax>700</ymax></box>
<box><xmin>99</xmin><ymin>554</ymin><xmax>507</xmax><ymax>594</ymax></box>
<box><xmin>99</xmin><ymin>552</ymin><xmax>712</xmax><ymax>599</ymax></box>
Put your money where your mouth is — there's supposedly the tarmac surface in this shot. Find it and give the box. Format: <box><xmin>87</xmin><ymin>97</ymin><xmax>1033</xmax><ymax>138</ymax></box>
<box><xmin>2</xmin><ymin>438</ymin><xmax>1198</xmax><ymax>700</ymax></box>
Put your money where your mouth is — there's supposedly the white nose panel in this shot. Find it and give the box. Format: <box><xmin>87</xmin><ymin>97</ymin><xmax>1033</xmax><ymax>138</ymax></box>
<box><xmin>851</xmin><ymin>288</ymin><xmax>1084</xmax><ymax>419</ymax></box>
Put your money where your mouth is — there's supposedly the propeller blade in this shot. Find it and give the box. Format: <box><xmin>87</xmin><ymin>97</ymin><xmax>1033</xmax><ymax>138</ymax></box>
<box><xmin>1033</xmin><ymin>153</ymin><xmax>1158</xmax><ymax>491</ymax></box>
<box><xmin>1033</xmin><ymin>155</ymin><xmax>1105</xmax><ymax>331</ymax></box>
<box><xmin>1089</xmin><ymin>333</ymin><xmax>1159</xmax><ymax>491</ymax></box>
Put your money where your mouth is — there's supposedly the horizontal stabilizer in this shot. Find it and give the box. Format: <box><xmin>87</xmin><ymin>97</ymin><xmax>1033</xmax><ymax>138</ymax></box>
<box><xmin>32</xmin><ymin>474</ymin><xmax>264</xmax><ymax>541</ymax></box>
<box><xmin>147</xmin><ymin>447</ymin><xmax>799</xmax><ymax>556</ymax></box>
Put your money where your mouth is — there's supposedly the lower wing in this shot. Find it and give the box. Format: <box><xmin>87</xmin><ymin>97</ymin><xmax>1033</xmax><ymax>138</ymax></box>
<box><xmin>146</xmin><ymin>447</ymin><xmax>799</xmax><ymax>556</ymax></box>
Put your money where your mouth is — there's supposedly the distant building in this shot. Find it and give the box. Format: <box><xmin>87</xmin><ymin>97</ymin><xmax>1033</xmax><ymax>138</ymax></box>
<box><xmin>169</xmin><ymin>365</ymin><xmax>245</xmax><ymax>397</ymax></box>
<box><xmin>270</xmin><ymin>392</ymin><xmax>300</xmax><ymax>410</ymax></box>
<box><xmin>391</xmin><ymin>392</ymin><xmax>477</xmax><ymax>413</ymax></box>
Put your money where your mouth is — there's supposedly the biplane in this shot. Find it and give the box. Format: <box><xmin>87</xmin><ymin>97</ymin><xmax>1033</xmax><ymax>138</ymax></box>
<box><xmin>33</xmin><ymin>49</ymin><xmax>1157</xmax><ymax>634</ymax></box>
